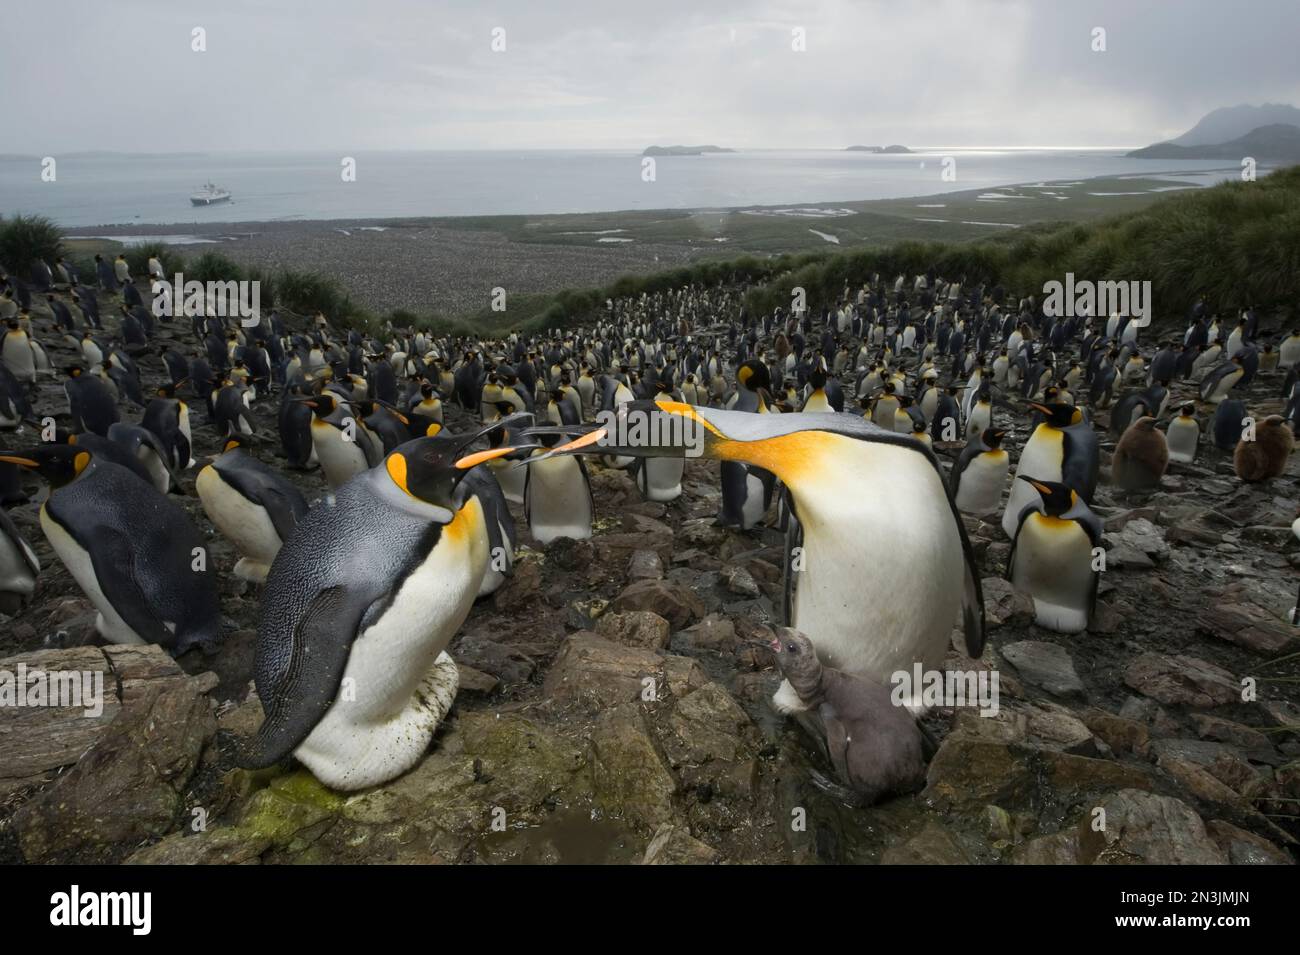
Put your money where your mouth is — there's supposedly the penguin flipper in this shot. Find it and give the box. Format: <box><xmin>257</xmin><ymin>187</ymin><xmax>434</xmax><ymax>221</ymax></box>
<box><xmin>241</xmin><ymin>585</ymin><xmax>359</xmax><ymax>769</ymax></box>
<box><xmin>85</xmin><ymin>529</ymin><xmax>174</xmax><ymax>646</ymax></box>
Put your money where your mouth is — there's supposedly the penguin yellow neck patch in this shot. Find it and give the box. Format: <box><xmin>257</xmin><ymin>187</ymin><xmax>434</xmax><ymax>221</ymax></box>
<box><xmin>386</xmin><ymin>453</ymin><xmax>412</xmax><ymax>496</ymax></box>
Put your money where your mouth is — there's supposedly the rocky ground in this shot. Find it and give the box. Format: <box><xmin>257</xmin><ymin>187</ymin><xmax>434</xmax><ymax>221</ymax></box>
<box><xmin>68</xmin><ymin>219</ymin><xmax>733</xmax><ymax>318</ymax></box>
<box><xmin>1</xmin><ymin>297</ymin><xmax>1298</xmax><ymax>864</ymax></box>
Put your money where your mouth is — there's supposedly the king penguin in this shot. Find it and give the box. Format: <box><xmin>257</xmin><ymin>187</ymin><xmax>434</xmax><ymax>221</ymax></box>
<box><xmin>1001</xmin><ymin>401</ymin><xmax>1098</xmax><ymax>540</ymax></box>
<box><xmin>951</xmin><ymin>428</ymin><xmax>1010</xmax><ymax>517</ymax></box>
<box><xmin>197</xmin><ymin>434</ymin><xmax>310</xmax><ymax>583</ymax></box>
<box><xmin>0</xmin><ymin>505</ymin><xmax>39</xmax><ymax>615</ymax></box>
<box><xmin>238</xmin><ymin>425</ymin><xmax>527</xmax><ymax>790</ymax></box>
<box><xmin>524</xmin><ymin>431</ymin><xmax>594</xmax><ymax>545</ymax></box>
<box><xmin>0</xmin><ymin>445</ymin><xmax>221</xmax><ymax>652</ymax></box>
<box><xmin>1007</xmin><ymin>477</ymin><xmax>1101</xmax><ymax>634</ymax></box>
<box><xmin>539</xmin><ymin>401</ymin><xmax>984</xmax><ymax>707</ymax></box>
<box><xmin>1165</xmin><ymin>403</ymin><xmax>1200</xmax><ymax>463</ymax></box>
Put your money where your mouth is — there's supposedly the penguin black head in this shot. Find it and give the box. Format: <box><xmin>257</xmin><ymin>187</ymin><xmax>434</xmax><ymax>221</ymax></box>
<box><xmin>1027</xmin><ymin>401</ymin><xmax>1081</xmax><ymax>428</ymax></box>
<box><xmin>982</xmin><ymin>428</ymin><xmax>1007</xmax><ymax>449</ymax></box>
<box><xmin>1179</xmin><ymin>403</ymin><xmax>1195</xmax><ymax>416</ymax></box>
<box><xmin>1018</xmin><ymin>476</ymin><xmax>1076</xmax><ymax>517</ymax></box>
<box><xmin>0</xmin><ymin>445</ymin><xmax>92</xmax><ymax>488</ymax></box>
<box><xmin>736</xmin><ymin>359</ymin><xmax>771</xmax><ymax>394</ymax></box>
<box><xmin>385</xmin><ymin>424</ymin><xmax>529</xmax><ymax>512</ymax></box>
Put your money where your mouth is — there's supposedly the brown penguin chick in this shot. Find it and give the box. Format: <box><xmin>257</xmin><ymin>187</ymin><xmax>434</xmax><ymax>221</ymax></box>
<box><xmin>1234</xmin><ymin>415</ymin><xmax>1295</xmax><ymax>482</ymax></box>
<box><xmin>1112</xmin><ymin>415</ymin><xmax>1168</xmax><ymax>490</ymax></box>
<box><xmin>769</xmin><ymin>628</ymin><xmax>927</xmax><ymax>804</ymax></box>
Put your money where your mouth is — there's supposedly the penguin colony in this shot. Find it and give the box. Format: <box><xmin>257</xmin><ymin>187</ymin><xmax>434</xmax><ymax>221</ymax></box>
<box><xmin>1</xmin><ymin>259</ymin><xmax>1297</xmax><ymax>803</ymax></box>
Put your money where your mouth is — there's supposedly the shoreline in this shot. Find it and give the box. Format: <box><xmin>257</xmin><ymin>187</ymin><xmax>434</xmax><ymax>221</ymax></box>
<box><xmin>57</xmin><ymin>165</ymin><xmax>1241</xmax><ymax>235</ymax></box>
<box><xmin>53</xmin><ymin>166</ymin><xmax>1258</xmax><ymax>320</ymax></box>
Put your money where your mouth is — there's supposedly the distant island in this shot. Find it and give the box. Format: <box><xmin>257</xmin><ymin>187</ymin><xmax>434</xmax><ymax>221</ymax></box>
<box><xmin>641</xmin><ymin>145</ymin><xmax>735</xmax><ymax>157</ymax></box>
<box><xmin>846</xmin><ymin>144</ymin><xmax>912</xmax><ymax>154</ymax></box>
<box><xmin>1167</xmin><ymin>103</ymin><xmax>1300</xmax><ymax>146</ymax></box>
<box><xmin>1126</xmin><ymin>123</ymin><xmax>1300</xmax><ymax>161</ymax></box>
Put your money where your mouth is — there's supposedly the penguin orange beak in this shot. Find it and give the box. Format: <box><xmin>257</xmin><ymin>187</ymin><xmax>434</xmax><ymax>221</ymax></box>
<box><xmin>0</xmin><ymin>455</ymin><xmax>39</xmax><ymax>469</ymax></box>
<box><xmin>455</xmin><ymin>446</ymin><xmax>521</xmax><ymax>469</ymax></box>
<box><xmin>1027</xmin><ymin>402</ymin><xmax>1051</xmax><ymax>417</ymax></box>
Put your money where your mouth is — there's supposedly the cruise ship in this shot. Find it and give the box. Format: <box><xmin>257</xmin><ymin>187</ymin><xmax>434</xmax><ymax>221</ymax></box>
<box><xmin>190</xmin><ymin>182</ymin><xmax>232</xmax><ymax>206</ymax></box>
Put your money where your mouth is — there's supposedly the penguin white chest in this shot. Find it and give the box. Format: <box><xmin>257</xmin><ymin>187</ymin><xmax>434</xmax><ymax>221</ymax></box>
<box><xmin>2</xmin><ymin>334</ymin><xmax>36</xmax><ymax>382</ymax></box>
<box><xmin>1166</xmin><ymin>418</ymin><xmax>1199</xmax><ymax>463</ymax></box>
<box><xmin>1003</xmin><ymin>425</ymin><xmax>1063</xmax><ymax>538</ymax></box>
<box><xmin>312</xmin><ymin>420</ymin><xmax>369</xmax><ymax>488</ymax></box>
<box><xmin>786</xmin><ymin>438</ymin><xmax>963</xmax><ymax>686</ymax></box>
<box><xmin>955</xmin><ymin>450</ymin><xmax>1008</xmax><ymax>516</ymax></box>
<box><xmin>1010</xmin><ymin>514</ymin><xmax>1095</xmax><ymax>633</ymax></box>
<box><xmin>526</xmin><ymin>454</ymin><xmax>593</xmax><ymax>544</ymax></box>
<box><xmin>294</xmin><ymin>501</ymin><xmax>488</xmax><ymax>790</ymax></box>
<box><xmin>0</xmin><ymin>531</ymin><xmax>38</xmax><ymax>596</ymax></box>
<box><xmin>196</xmin><ymin>465</ymin><xmax>283</xmax><ymax>573</ymax></box>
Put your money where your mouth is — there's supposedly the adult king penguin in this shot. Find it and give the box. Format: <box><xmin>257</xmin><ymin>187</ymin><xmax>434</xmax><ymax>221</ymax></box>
<box><xmin>197</xmin><ymin>435</ymin><xmax>310</xmax><ymax>583</ymax></box>
<box><xmin>238</xmin><ymin>423</ymin><xmax>528</xmax><ymax>791</ymax></box>
<box><xmin>540</xmin><ymin>401</ymin><xmax>984</xmax><ymax>706</ymax></box>
<box><xmin>0</xmin><ymin>505</ymin><xmax>39</xmax><ymax>614</ymax></box>
<box><xmin>1007</xmin><ymin>477</ymin><xmax>1101</xmax><ymax>634</ymax></box>
<box><xmin>0</xmin><ymin>445</ymin><xmax>221</xmax><ymax>652</ymax></box>
<box><xmin>951</xmin><ymin>428</ymin><xmax>1009</xmax><ymax>517</ymax></box>
<box><xmin>1001</xmin><ymin>401</ymin><xmax>1098</xmax><ymax>540</ymax></box>
<box><xmin>1166</xmin><ymin>403</ymin><xmax>1200</xmax><ymax>463</ymax></box>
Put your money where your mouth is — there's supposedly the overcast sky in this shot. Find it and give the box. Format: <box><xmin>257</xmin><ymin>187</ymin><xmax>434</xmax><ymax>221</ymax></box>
<box><xmin>7</xmin><ymin>0</ymin><xmax>1298</xmax><ymax>152</ymax></box>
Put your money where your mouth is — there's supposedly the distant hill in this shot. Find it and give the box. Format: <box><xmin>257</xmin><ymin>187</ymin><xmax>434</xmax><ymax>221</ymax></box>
<box><xmin>1126</xmin><ymin>124</ymin><xmax>1300</xmax><ymax>160</ymax></box>
<box><xmin>1170</xmin><ymin>103</ymin><xmax>1300</xmax><ymax>145</ymax></box>
<box><xmin>846</xmin><ymin>144</ymin><xmax>912</xmax><ymax>154</ymax></box>
<box><xmin>641</xmin><ymin>145</ymin><xmax>734</xmax><ymax>157</ymax></box>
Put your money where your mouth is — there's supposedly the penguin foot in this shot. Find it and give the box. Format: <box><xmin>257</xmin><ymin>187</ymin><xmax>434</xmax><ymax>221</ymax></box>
<box><xmin>233</xmin><ymin>557</ymin><xmax>271</xmax><ymax>584</ymax></box>
<box><xmin>294</xmin><ymin>651</ymin><xmax>460</xmax><ymax>792</ymax></box>
<box><xmin>807</xmin><ymin>769</ymin><xmax>867</xmax><ymax>809</ymax></box>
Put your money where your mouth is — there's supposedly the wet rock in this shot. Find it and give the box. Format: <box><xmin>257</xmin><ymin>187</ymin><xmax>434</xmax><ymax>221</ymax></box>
<box><xmin>1040</xmin><ymin>750</ymin><xmax>1154</xmax><ymax>794</ymax></box>
<box><xmin>621</xmin><ymin>512</ymin><xmax>672</xmax><ymax>538</ymax></box>
<box><xmin>1104</xmin><ymin>518</ymin><xmax>1168</xmax><ymax>568</ymax></box>
<box><xmin>924</xmin><ymin>737</ymin><xmax>1036</xmax><ymax>808</ymax></box>
<box><xmin>543</xmin><ymin>632</ymin><xmax>662</xmax><ymax>708</ymax></box>
<box><xmin>1124</xmin><ymin>653</ymin><xmax>1238</xmax><ymax>708</ymax></box>
<box><xmin>454</xmin><ymin>634</ymin><xmax>537</xmax><ymax>685</ymax></box>
<box><xmin>492</xmin><ymin>559</ymin><xmax>542</xmax><ymax>612</ymax></box>
<box><xmin>1082</xmin><ymin>708</ymin><xmax>1150</xmax><ymax>755</ymax></box>
<box><xmin>565</xmin><ymin>597</ymin><xmax>607</xmax><ymax>630</ymax></box>
<box><xmin>594</xmin><ymin>531</ymin><xmax>672</xmax><ymax>568</ymax></box>
<box><xmin>679</xmin><ymin>520</ymin><xmax>726</xmax><ymax>549</ymax></box>
<box><xmin>1201</xmin><ymin>594</ymin><xmax>1299</xmax><ymax>655</ymax></box>
<box><xmin>124</xmin><ymin>826</ymin><xmax>271</xmax><ymax>865</ymax></box>
<box><xmin>342</xmin><ymin>712</ymin><xmax>585</xmax><ymax>843</ymax></box>
<box><xmin>664</xmin><ymin>682</ymin><xmax>754</xmax><ymax>765</ymax></box>
<box><xmin>880</xmin><ymin>821</ymin><xmax>971</xmax><ymax>864</ymax></box>
<box><xmin>456</xmin><ymin>663</ymin><xmax>500</xmax><ymax>695</ymax></box>
<box><xmin>1018</xmin><ymin>702</ymin><xmax>1099</xmax><ymax>755</ymax></box>
<box><xmin>1000</xmin><ymin>641</ymin><xmax>1085</xmax><ymax>698</ymax></box>
<box><xmin>1156</xmin><ymin>755</ymin><xmax>1247</xmax><ymax>808</ymax></box>
<box><xmin>547</xmin><ymin>536</ymin><xmax>595</xmax><ymax>573</ymax></box>
<box><xmin>662</xmin><ymin>655</ymin><xmax>711</xmax><ymax>698</ymax></box>
<box><xmin>1012</xmin><ymin>829</ymin><xmax>1081</xmax><ymax>864</ymax></box>
<box><xmin>589</xmin><ymin>704</ymin><xmax>677</xmax><ymax>833</ymax></box>
<box><xmin>678</xmin><ymin>613</ymin><xmax>738</xmax><ymax>653</ymax></box>
<box><xmin>627</xmin><ymin>549</ymin><xmax>663</xmax><ymax>581</ymax></box>
<box><xmin>1077</xmin><ymin>789</ymin><xmax>1227</xmax><ymax>864</ymax></box>
<box><xmin>641</xmin><ymin>823</ymin><xmax>719</xmax><ymax>864</ymax></box>
<box><xmin>1190</xmin><ymin>714</ymin><xmax>1273</xmax><ymax>753</ymax></box>
<box><xmin>720</xmin><ymin>564</ymin><xmax>761</xmax><ymax>597</ymax></box>
<box><xmin>1118</xmin><ymin>695</ymin><xmax>1183</xmax><ymax>738</ymax></box>
<box><xmin>1146</xmin><ymin>738</ymin><xmax>1264</xmax><ymax>795</ymax></box>
<box><xmin>595</xmin><ymin>610</ymin><xmax>672</xmax><ymax>650</ymax></box>
<box><xmin>981</xmin><ymin>577</ymin><xmax>1036</xmax><ymax>629</ymax></box>
<box><xmin>610</xmin><ymin>578</ymin><xmax>704</xmax><ymax>630</ymax></box>
<box><xmin>15</xmin><ymin>679</ymin><xmax>217</xmax><ymax>862</ymax></box>
<box><xmin>1204</xmin><ymin>819</ymin><xmax>1294</xmax><ymax>865</ymax></box>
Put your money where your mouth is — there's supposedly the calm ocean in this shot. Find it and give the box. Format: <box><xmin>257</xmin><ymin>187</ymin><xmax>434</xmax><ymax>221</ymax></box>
<box><xmin>0</xmin><ymin>148</ymin><xmax>1244</xmax><ymax>228</ymax></box>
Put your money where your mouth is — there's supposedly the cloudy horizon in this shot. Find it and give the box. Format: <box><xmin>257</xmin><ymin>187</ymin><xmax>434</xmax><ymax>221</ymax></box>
<box><xmin>6</xmin><ymin>0</ymin><xmax>1298</xmax><ymax>153</ymax></box>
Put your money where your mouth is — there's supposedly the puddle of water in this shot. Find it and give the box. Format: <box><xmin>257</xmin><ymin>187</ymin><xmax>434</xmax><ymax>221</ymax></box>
<box><xmin>472</xmin><ymin>807</ymin><xmax>642</xmax><ymax>864</ymax></box>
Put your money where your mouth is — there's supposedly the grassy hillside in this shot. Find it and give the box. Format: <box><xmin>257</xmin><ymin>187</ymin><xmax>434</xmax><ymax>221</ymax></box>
<box><xmin>509</xmin><ymin>164</ymin><xmax>1300</xmax><ymax>333</ymax></box>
